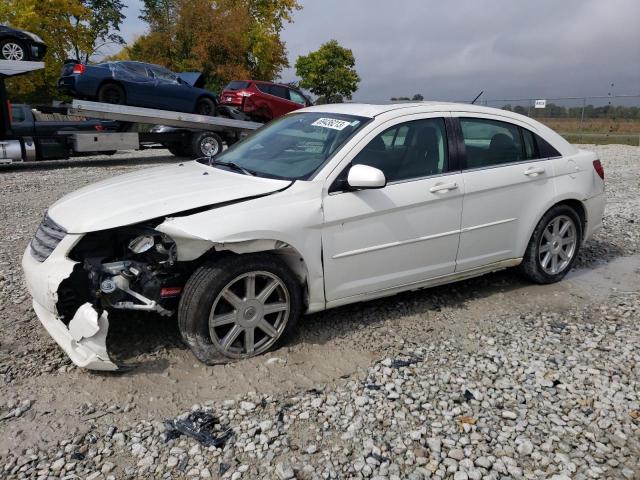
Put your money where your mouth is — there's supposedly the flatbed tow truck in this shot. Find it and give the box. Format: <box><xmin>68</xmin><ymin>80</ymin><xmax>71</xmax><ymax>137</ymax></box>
<box><xmin>0</xmin><ymin>59</ymin><xmax>262</xmax><ymax>164</ymax></box>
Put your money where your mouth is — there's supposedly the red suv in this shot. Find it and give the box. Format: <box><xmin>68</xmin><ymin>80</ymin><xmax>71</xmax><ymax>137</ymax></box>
<box><xmin>220</xmin><ymin>80</ymin><xmax>312</xmax><ymax>122</ymax></box>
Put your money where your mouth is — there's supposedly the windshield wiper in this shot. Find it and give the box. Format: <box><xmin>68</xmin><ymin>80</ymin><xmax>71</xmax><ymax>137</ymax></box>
<box><xmin>208</xmin><ymin>159</ymin><xmax>256</xmax><ymax>176</ymax></box>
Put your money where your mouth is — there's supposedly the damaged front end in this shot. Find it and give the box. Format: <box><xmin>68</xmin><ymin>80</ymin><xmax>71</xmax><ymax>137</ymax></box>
<box><xmin>24</xmin><ymin>219</ymin><xmax>194</xmax><ymax>371</ymax></box>
<box><xmin>62</xmin><ymin>225</ymin><xmax>185</xmax><ymax>319</ymax></box>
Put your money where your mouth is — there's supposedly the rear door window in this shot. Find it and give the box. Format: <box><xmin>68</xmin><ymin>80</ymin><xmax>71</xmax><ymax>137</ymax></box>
<box><xmin>288</xmin><ymin>89</ymin><xmax>307</xmax><ymax>105</ymax></box>
<box><xmin>150</xmin><ymin>66</ymin><xmax>179</xmax><ymax>84</ymax></box>
<box><xmin>270</xmin><ymin>85</ymin><xmax>289</xmax><ymax>99</ymax></box>
<box><xmin>255</xmin><ymin>83</ymin><xmax>272</xmax><ymax>95</ymax></box>
<box><xmin>522</xmin><ymin>128</ymin><xmax>538</xmax><ymax>160</ymax></box>
<box><xmin>460</xmin><ymin>117</ymin><xmax>523</xmax><ymax>169</ymax></box>
<box><xmin>123</xmin><ymin>62</ymin><xmax>150</xmax><ymax>78</ymax></box>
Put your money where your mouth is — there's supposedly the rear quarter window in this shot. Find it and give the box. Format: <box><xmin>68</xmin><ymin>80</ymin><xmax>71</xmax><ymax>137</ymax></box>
<box><xmin>536</xmin><ymin>134</ymin><xmax>561</xmax><ymax>158</ymax></box>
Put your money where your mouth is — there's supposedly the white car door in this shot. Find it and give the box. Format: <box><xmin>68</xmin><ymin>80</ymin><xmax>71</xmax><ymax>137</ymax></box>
<box><xmin>453</xmin><ymin>114</ymin><xmax>558</xmax><ymax>271</ymax></box>
<box><xmin>321</xmin><ymin>115</ymin><xmax>464</xmax><ymax>304</ymax></box>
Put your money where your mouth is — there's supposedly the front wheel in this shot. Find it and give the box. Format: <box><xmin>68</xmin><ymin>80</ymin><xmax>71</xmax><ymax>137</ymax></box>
<box><xmin>1</xmin><ymin>40</ymin><xmax>25</xmax><ymax>61</ymax></box>
<box><xmin>178</xmin><ymin>254</ymin><xmax>303</xmax><ymax>364</ymax></box>
<box><xmin>519</xmin><ymin>205</ymin><xmax>582</xmax><ymax>284</ymax></box>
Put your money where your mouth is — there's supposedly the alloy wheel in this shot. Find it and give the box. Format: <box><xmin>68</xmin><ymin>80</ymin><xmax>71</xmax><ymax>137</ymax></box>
<box><xmin>538</xmin><ymin>215</ymin><xmax>577</xmax><ymax>275</ymax></box>
<box><xmin>208</xmin><ymin>271</ymin><xmax>290</xmax><ymax>358</ymax></box>
<box><xmin>200</xmin><ymin>136</ymin><xmax>220</xmax><ymax>157</ymax></box>
<box><xmin>2</xmin><ymin>42</ymin><xmax>24</xmax><ymax>61</ymax></box>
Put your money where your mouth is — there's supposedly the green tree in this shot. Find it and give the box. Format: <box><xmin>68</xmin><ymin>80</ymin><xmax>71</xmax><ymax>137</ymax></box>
<box><xmin>412</xmin><ymin>93</ymin><xmax>424</xmax><ymax>101</ymax></box>
<box><xmin>295</xmin><ymin>40</ymin><xmax>360</xmax><ymax>103</ymax></box>
<box><xmin>69</xmin><ymin>0</ymin><xmax>127</xmax><ymax>62</ymax></box>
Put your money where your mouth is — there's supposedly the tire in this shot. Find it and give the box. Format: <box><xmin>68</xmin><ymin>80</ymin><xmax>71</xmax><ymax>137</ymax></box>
<box><xmin>222</xmin><ymin>132</ymin><xmax>240</xmax><ymax>146</ymax></box>
<box><xmin>166</xmin><ymin>143</ymin><xmax>191</xmax><ymax>157</ymax></box>
<box><xmin>190</xmin><ymin>131</ymin><xmax>223</xmax><ymax>159</ymax></box>
<box><xmin>1</xmin><ymin>40</ymin><xmax>25</xmax><ymax>61</ymax></box>
<box><xmin>195</xmin><ymin>97</ymin><xmax>216</xmax><ymax>116</ymax></box>
<box><xmin>178</xmin><ymin>254</ymin><xmax>303</xmax><ymax>365</ymax></box>
<box><xmin>519</xmin><ymin>204</ymin><xmax>583</xmax><ymax>284</ymax></box>
<box><xmin>97</xmin><ymin>83</ymin><xmax>126</xmax><ymax>104</ymax></box>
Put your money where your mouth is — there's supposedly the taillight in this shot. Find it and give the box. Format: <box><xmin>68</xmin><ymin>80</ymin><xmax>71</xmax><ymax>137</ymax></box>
<box><xmin>72</xmin><ymin>63</ymin><xmax>85</xmax><ymax>74</ymax></box>
<box><xmin>593</xmin><ymin>159</ymin><xmax>604</xmax><ymax>180</ymax></box>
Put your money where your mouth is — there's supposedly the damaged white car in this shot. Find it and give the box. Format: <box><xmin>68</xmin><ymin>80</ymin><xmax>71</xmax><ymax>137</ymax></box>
<box><xmin>22</xmin><ymin>103</ymin><xmax>605</xmax><ymax>370</ymax></box>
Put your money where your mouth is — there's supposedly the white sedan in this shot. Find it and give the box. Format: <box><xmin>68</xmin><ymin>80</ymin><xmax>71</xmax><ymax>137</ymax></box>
<box><xmin>22</xmin><ymin>102</ymin><xmax>606</xmax><ymax>370</ymax></box>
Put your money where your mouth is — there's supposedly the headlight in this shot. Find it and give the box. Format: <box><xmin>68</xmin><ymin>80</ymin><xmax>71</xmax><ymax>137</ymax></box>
<box><xmin>128</xmin><ymin>235</ymin><xmax>155</xmax><ymax>254</ymax></box>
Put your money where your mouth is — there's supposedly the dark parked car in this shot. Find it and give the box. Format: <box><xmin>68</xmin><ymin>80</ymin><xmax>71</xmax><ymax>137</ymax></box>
<box><xmin>58</xmin><ymin>60</ymin><xmax>219</xmax><ymax>115</ymax></box>
<box><xmin>0</xmin><ymin>25</ymin><xmax>47</xmax><ymax>61</ymax></box>
<box><xmin>220</xmin><ymin>80</ymin><xmax>312</xmax><ymax>122</ymax></box>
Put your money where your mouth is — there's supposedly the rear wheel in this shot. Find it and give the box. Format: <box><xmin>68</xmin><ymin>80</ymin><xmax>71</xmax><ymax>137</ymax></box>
<box><xmin>519</xmin><ymin>205</ymin><xmax>582</xmax><ymax>284</ymax></box>
<box><xmin>190</xmin><ymin>131</ymin><xmax>223</xmax><ymax>159</ymax></box>
<box><xmin>1</xmin><ymin>40</ymin><xmax>25</xmax><ymax>61</ymax></box>
<box><xmin>195</xmin><ymin>97</ymin><xmax>216</xmax><ymax>116</ymax></box>
<box><xmin>178</xmin><ymin>254</ymin><xmax>302</xmax><ymax>364</ymax></box>
<box><xmin>97</xmin><ymin>83</ymin><xmax>126</xmax><ymax>104</ymax></box>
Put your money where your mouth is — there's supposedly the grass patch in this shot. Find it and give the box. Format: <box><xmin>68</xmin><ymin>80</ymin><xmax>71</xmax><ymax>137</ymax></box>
<box><xmin>533</xmin><ymin>118</ymin><xmax>640</xmax><ymax>145</ymax></box>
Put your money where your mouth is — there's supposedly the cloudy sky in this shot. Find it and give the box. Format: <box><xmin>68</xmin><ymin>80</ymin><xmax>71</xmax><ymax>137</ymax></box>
<box><xmin>118</xmin><ymin>0</ymin><xmax>639</xmax><ymax>102</ymax></box>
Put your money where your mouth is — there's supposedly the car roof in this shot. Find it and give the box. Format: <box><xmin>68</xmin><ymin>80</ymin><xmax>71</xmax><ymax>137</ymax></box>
<box><xmin>301</xmin><ymin>101</ymin><xmax>529</xmax><ymax>118</ymax></box>
<box><xmin>301</xmin><ymin>101</ymin><xmax>576</xmax><ymax>155</ymax></box>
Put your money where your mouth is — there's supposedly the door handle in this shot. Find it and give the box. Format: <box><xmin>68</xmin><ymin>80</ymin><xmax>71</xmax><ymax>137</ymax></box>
<box><xmin>524</xmin><ymin>166</ymin><xmax>545</xmax><ymax>177</ymax></box>
<box><xmin>429</xmin><ymin>182</ymin><xmax>458</xmax><ymax>193</ymax></box>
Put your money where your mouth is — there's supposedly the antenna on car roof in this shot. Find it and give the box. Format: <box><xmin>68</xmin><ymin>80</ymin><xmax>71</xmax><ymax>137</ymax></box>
<box><xmin>471</xmin><ymin>90</ymin><xmax>484</xmax><ymax>104</ymax></box>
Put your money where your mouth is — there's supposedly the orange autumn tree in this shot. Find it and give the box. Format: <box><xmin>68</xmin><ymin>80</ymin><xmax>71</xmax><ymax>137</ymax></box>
<box><xmin>123</xmin><ymin>0</ymin><xmax>300</xmax><ymax>92</ymax></box>
<box><xmin>0</xmin><ymin>0</ymin><xmax>92</xmax><ymax>102</ymax></box>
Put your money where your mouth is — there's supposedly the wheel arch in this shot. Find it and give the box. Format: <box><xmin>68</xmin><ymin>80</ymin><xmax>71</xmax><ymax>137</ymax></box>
<box><xmin>213</xmin><ymin>240</ymin><xmax>315</xmax><ymax>312</ymax></box>
<box><xmin>522</xmin><ymin>197</ymin><xmax>588</xmax><ymax>256</ymax></box>
<box><xmin>156</xmin><ymin>222</ymin><xmax>322</xmax><ymax>313</ymax></box>
<box><xmin>96</xmin><ymin>79</ymin><xmax>127</xmax><ymax>101</ymax></box>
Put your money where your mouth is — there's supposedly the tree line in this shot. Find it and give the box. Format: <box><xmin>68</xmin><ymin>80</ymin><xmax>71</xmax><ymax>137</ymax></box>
<box><xmin>0</xmin><ymin>0</ymin><xmax>361</xmax><ymax>105</ymax></box>
<box><xmin>502</xmin><ymin>103</ymin><xmax>640</xmax><ymax>120</ymax></box>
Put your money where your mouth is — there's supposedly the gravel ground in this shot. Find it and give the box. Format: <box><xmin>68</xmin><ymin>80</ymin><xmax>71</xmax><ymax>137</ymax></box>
<box><xmin>0</xmin><ymin>145</ymin><xmax>638</xmax><ymax>480</ymax></box>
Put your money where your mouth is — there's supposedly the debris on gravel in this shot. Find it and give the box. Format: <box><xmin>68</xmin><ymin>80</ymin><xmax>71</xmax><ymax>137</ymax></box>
<box><xmin>0</xmin><ymin>146</ymin><xmax>638</xmax><ymax>479</ymax></box>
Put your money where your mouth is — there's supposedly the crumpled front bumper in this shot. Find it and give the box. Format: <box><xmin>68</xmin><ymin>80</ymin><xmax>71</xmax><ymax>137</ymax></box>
<box><xmin>22</xmin><ymin>239</ymin><xmax>118</xmax><ymax>371</ymax></box>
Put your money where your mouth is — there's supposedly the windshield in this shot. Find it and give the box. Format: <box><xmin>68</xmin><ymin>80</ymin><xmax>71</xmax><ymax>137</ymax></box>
<box><xmin>214</xmin><ymin>112</ymin><xmax>369</xmax><ymax>180</ymax></box>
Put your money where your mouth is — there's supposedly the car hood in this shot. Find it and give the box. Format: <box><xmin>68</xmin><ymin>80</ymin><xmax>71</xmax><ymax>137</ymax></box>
<box><xmin>48</xmin><ymin>162</ymin><xmax>291</xmax><ymax>233</ymax></box>
<box><xmin>178</xmin><ymin>72</ymin><xmax>205</xmax><ymax>88</ymax></box>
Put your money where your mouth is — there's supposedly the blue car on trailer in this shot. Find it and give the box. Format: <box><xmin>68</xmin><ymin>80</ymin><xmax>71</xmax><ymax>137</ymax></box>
<box><xmin>58</xmin><ymin>60</ymin><xmax>219</xmax><ymax>116</ymax></box>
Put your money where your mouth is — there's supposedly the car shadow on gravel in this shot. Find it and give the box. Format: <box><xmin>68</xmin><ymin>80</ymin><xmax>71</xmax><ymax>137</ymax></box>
<box><xmin>102</xmin><ymin>238</ymin><xmax>625</xmax><ymax>369</ymax></box>
<box><xmin>106</xmin><ymin>311</ymin><xmax>185</xmax><ymax>372</ymax></box>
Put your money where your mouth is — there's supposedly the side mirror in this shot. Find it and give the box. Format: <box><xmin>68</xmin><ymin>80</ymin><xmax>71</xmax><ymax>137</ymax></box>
<box><xmin>347</xmin><ymin>164</ymin><xmax>386</xmax><ymax>189</ymax></box>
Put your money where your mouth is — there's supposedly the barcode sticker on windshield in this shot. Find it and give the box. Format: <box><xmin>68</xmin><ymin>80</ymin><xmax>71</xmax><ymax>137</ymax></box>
<box><xmin>312</xmin><ymin>118</ymin><xmax>351</xmax><ymax>130</ymax></box>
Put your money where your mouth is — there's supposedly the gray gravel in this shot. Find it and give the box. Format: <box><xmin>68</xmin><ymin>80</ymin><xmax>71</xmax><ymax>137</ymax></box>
<box><xmin>0</xmin><ymin>146</ymin><xmax>638</xmax><ymax>479</ymax></box>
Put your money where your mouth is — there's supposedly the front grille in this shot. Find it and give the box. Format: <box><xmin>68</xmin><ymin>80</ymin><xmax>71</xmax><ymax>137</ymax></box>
<box><xmin>30</xmin><ymin>214</ymin><xmax>67</xmax><ymax>262</ymax></box>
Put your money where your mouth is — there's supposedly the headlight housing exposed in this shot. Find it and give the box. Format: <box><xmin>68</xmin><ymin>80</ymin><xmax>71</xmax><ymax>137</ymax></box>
<box><xmin>128</xmin><ymin>234</ymin><xmax>155</xmax><ymax>254</ymax></box>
